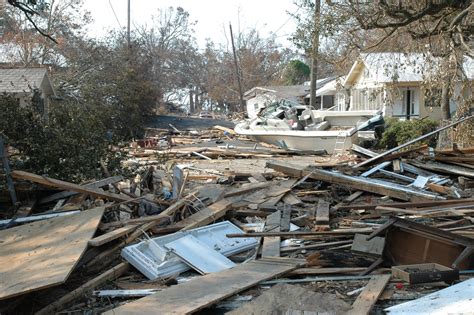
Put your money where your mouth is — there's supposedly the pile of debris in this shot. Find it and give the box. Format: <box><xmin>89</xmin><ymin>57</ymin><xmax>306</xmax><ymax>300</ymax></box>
<box><xmin>0</xmin><ymin>122</ymin><xmax>473</xmax><ymax>315</ymax></box>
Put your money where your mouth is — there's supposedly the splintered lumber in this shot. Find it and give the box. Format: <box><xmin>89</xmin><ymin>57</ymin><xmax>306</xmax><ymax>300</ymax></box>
<box><xmin>337</xmin><ymin>198</ymin><xmax>474</xmax><ymax>211</ymax></box>
<box><xmin>266</xmin><ymin>160</ymin><xmax>442</xmax><ymax>201</ymax></box>
<box><xmin>227</xmin><ymin>228</ymin><xmax>373</xmax><ymax>238</ymax></box>
<box><xmin>11</xmin><ymin>171</ymin><xmax>131</xmax><ymax>202</ymax></box>
<box><xmin>350</xmin><ymin>275</ymin><xmax>391</xmax><ymax>315</ymax></box>
<box><xmin>88</xmin><ymin>225</ymin><xmax>138</xmax><ymax>247</ymax></box>
<box><xmin>289</xmin><ymin>267</ymin><xmax>366</xmax><ymax>276</ymax></box>
<box><xmin>179</xmin><ymin>199</ymin><xmax>233</xmax><ymax>231</ymax></box>
<box><xmin>354</xmin><ymin>115</ymin><xmax>474</xmax><ymax>168</ymax></box>
<box><xmin>262</xmin><ymin>210</ymin><xmax>282</xmax><ymax>257</ymax></box>
<box><xmin>0</xmin><ymin>207</ymin><xmax>104</xmax><ymax>300</ymax></box>
<box><xmin>315</xmin><ymin>200</ymin><xmax>330</xmax><ymax>228</ymax></box>
<box><xmin>410</xmin><ymin>160</ymin><xmax>474</xmax><ymax>178</ymax></box>
<box><xmin>39</xmin><ymin>175</ymin><xmax>124</xmax><ymax>204</ymax></box>
<box><xmin>35</xmin><ymin>262</ymin><xmax>129</xmax><ymax>315</ymax></box>
<box><xmin>105</xmin><ymin>258</ymin><xmax>300</xmax><ymax>315</ymax></box>
<box><xmin>213</xmin><ymin>125</ymin><xmax>236</xmax><ymax>135</ymax></box>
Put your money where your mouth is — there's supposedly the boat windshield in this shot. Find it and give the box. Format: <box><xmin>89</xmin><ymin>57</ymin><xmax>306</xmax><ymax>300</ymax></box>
<box><xmin>259</xmin><ymin>99</ymin><xmax>303</xmax><ymax>119</ymax></box>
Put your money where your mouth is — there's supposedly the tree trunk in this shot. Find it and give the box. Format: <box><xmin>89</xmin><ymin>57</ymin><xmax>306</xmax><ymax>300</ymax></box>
<box><xmin>441</xmin><ymin>83</ymin><xmax>451</xmax><ymax>120</ymax></box>
<box><xmin>189</xmin><ymin>89</ymin><xmax>194</xmax><ymax>114</ymax></box>
<box><xmin>309</xmin><ymin>0</ymin><xmax>321</xmax><ymax>109</ymax></box>
<box><xmin>195</xmin><ymin>87</ymin><xmax>200</xmax><ymax>112</ymax></box>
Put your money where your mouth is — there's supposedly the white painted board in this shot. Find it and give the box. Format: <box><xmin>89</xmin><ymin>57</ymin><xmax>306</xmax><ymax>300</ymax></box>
<box><xmin>385</xmin><ymin>278</ymin><xmax>474</xmax><ymax>314</ymax></box>
<box><xmin>166</xmin><ymin>235</ymin><xmax>236</xmax><ymax>274</ymax></box>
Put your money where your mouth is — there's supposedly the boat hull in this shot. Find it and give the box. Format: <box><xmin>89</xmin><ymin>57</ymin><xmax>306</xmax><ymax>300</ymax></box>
<box><xmin>241</xmin><ymin>131</ymin><xmax>358</xmax><ymax>153</ymax></box>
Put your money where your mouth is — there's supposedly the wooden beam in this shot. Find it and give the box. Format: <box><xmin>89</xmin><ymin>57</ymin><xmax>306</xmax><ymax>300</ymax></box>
<box><xmin>315</xmin><ymin>200</ymin><xmax>330</xmax><ymax>229</ymax></box>
<box><xmin>262</xmin><ymin>210</ymin><xmax>282</xmax><ymax>257</ymax></box>
<box><xmin>39</xmin><ymin>175</ymin><xmax>124</xmax><ymax>204</ymax></box>
<box><xmin>35</xmin><ymin>262</ymin><xmax>129</xmax><ymax>315</ymax></box>
<box><xmin>337</xmin><ymin>198</ymin><xmax>474</xmax><ymax>211</ymax></box>
<box><xmin>227</xmin><ymin>228</ymin><xmax>373</xmax><ymax>238</ymax></box>
<box><xmin>88</xmin><ymin>225</ymin><xmax>138</xmax><ymax>247</ymax></box>
<box><xmin>267</xmin><ymin>160</ymin><xmax>442</xmax><ymax>202</ymax></box>
<box><xmin>11</xmin><ymin>171</ymin><xmax>131</xmax><ymax>202</ymax></box>
<box><xmin>179</xmin><ymin>199</ymin><xmax>233</xmax><ymax>231</ymax></box>
<box><xmin>104</xmin><ymin>259</ymin><xmax>299</xmax><ymax>315</ymax></box>
<box><xmin>350</xmin><ymin>275</ymin><xmax>391</xmax><ymax>315</ymax></box>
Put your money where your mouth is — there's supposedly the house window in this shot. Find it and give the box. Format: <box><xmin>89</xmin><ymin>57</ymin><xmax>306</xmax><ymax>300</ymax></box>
<box><xmin>352</xmin><ymin>89</ymin><xmax>382</xmax><ymax>110</ymax></box>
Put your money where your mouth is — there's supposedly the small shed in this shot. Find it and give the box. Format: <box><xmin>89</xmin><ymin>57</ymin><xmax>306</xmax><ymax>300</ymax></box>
<box><xmin>0</xmin><ymin>67</ymin><xmax>56</xmax><ymax>118</ymax></box>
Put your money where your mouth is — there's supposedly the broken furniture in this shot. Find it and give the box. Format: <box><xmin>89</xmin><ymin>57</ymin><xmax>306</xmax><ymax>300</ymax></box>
<box><xmin>367</xmin><ymin>216</ymin><xmax>474</xmax><ymax>269</ymax></box>
<box><xmin>391</xmin><ymin>263</ymin><xmax>459</xmax><ymax>284</ymax></box>
<box><xmin>121</xmin><ymin>221</ymin><xmax>258</xmax><ymax>280</ymax></box>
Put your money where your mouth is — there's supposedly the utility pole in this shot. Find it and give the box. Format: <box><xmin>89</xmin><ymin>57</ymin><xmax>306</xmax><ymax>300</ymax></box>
<box><xmin>309</xmin><ymin>0</ymin><xmax>321</xmax><ymax>109</ymax></box>
<box><xmin>127</xmin><ymin>0</ymin><xmax>131</xmax><ymax>49</ymax></box>
<box><xmin>229</xmin><ymin>23</ymin><xmax>245</xmax><ymax>112</ymax></box>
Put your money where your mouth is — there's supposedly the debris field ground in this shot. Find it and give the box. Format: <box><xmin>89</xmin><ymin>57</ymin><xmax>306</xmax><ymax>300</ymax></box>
<box><xmin>0</xmin><ymin>117</ymin><xmax>474</xmax><ymax>315</ymax></box>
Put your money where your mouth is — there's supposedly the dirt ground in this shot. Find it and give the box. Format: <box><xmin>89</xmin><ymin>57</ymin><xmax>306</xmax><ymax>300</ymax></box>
<box><xmin>227</xmin><ymin>284</ymin><xmax>351</xmax><ymax>315</ymax></box>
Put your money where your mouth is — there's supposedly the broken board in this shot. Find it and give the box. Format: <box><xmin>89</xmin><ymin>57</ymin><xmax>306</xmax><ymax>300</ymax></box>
<box><xmin>105</xmin><ymin>258</ymin><xmax>299</xmax><ymax>315</ymax></box>
<box><xmin>0</xmin><ymin>207</ymin><xmax>104</xmax><ymax>300</ymax></box>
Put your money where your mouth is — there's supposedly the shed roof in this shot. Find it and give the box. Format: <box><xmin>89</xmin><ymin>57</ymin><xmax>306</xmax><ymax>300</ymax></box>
<box><xmin>0</xmin><ymin>67</ymin><xmax>56</xmax><ymax>96</ymax></box>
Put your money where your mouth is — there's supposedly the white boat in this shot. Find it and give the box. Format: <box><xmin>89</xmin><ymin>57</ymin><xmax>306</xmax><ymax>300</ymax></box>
<box><xmin>235</xmin><ymin>101</ymin><xmax>383</xmax><ymax>153</ymax></box>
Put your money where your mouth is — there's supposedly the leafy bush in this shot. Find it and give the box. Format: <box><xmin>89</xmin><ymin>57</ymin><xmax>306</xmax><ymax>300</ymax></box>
<box><xmin>0</xmin><ymin>95</ymin><xmax>125</xmax><ymax>183</ymax></box>
<box><xmin>378</xmin><ymin>118</ymin><xmax>439</xmax><ymax>149</ymax></box>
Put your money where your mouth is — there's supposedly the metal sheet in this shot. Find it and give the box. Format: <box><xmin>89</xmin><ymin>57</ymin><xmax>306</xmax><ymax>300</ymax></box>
<box><xmin>166</xmin><ymin>235</ymin><xmax>236</xmax><ymax>274</ymax></box>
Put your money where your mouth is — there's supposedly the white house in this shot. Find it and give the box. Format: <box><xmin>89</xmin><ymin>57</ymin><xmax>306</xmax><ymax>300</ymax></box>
<box><xmin>342</xmin><ymin>53</ymin><xmax>473</xmax><ymax>120</ymax></box>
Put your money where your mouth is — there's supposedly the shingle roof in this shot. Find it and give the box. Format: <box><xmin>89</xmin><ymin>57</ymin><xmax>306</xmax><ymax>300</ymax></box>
<box><xmin>0</xmin><ymin>68</ymin><xmax>54</xmax><ymax>95</ymax></box>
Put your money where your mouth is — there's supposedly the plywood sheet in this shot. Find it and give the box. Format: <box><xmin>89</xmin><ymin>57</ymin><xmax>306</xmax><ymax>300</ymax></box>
<box><xmin>106</xmin><ymin>258</ymin><xmax>298</xmax><ymax>315</ymax></box>
<box><xmin>0</xmin><ymin>207</ymin><xmax>104</xmax><ymax>300</ymax></box>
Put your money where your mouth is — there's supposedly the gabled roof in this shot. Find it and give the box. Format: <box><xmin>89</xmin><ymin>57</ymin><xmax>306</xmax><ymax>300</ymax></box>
<box><xmin>245</xmin><ymin>77</ymin><xmax>336</xmax><ymax>101</ymax></box>
<box><xmin>244</xmin><ymin>85</ymin><xmax>310</xmax><ymax>100</ymax></box>
<box><xmin>0</xmin><ymin>67</ymin><xmax>56</xmax><ymax>96</ymax></box>
<box><xmin>344</xmin><ymin>52</ymin><xmax>473</xmax><ymax>86</ymax></box>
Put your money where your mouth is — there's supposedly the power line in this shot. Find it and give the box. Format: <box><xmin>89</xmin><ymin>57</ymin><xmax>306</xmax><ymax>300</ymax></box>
<box><xmin>108</xmin><ymin>0</ymin><xmax>123</xmax><ymax>30</ymax></box>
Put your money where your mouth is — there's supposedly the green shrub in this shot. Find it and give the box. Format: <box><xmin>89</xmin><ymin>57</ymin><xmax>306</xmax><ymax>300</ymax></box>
<box><xmin>378</xmin><ymin>117</ymin><xmax>439</xmax><ymax>149</ymax></box>
<box><xmin>0</xmin><ymin>95</ymin><xmax>125</xmax><ymax>183</ymax></box>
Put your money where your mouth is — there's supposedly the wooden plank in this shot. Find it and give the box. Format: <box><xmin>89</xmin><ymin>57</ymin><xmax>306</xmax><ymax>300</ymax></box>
<box><xmin>11</xmin><ymin>171</ymin><xmax>130</xmax><ymax>202</ymax></box>
<box><xmin>282</xmin><ymin>193</ymin><xmax>303</xmax><ymax>205</ymax></box>
<box><xmin>88</xmin><ymin>225</ymin><xmax>138</xmax><ymax>247</ymax></box>
<box><xmin>289</xmin><ymin>267</ymin><xmax>366</xmax><ymax>276</ymax></box>
<box><xmin>227</xmin><ymin>228</ymin><xmax>374</xmax><ymax>238</ymax></box>
<box><xmin>250</xmin><ymin>173</ymin><xmax>267</xmax><ymax>182</ymax></box>
<box><xmin>350</xmin><ymin>275</ymin><xmax>391</xmax><ymax>314</ymax></box>
<box><xmin>267</xmin><ymin>160</ymin><xmax>441</xmax><ymax>202</ymax></box>
<box><xmin>262</xmin><ymin>210</ymin><xmax>282</xmax><ymax>257</ymax></box>
<box><xmin>179</xmin><ymin>199</ymin><xmax>233</xmax><ymax>231</ymax></box>
<box><xmin>410</xmin><ymin>160</ymin><xmax>474</xmax><ymax>178</ymax></box>
<box><xmin>104</xmin><ymin>258</ymin><xmax>299</xmax><ymax>315</ymax></box>
<box><xmin>0</xmin><ymin>207</ymin><xmax>104</xmax><ymax>300</ymax></box>
<box><xmin>39</xmin><ymin>175</ymin><xmax>124</xmax><ymax>204</ymax></box>
<box><xmin>35</xmin><ymin>262</ymin><xmax>129</xmax><ymax>315</ymax></box>
<box><xmin>315</xmin><ymin>200</ymin><xmax>330</xmax><ymax>228</ymax></box>
<box><xmin>281</xmin><ymin>207</ymin><xmax>292</xmax><ymax>232</ymax></box>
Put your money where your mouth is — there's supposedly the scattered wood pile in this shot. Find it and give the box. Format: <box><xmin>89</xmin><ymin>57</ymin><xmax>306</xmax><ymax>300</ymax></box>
<box><xmin>1</xmin><ymin>124</ymin><xmax>474</xmax><ymax>315</ymax></box>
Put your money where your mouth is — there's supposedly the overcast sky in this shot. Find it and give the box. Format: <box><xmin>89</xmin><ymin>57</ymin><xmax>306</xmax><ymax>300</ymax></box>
<box><xmin>83</xmin><ymin>0</ymin><xmax>299</xmax><ymax>48</ymax></box>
